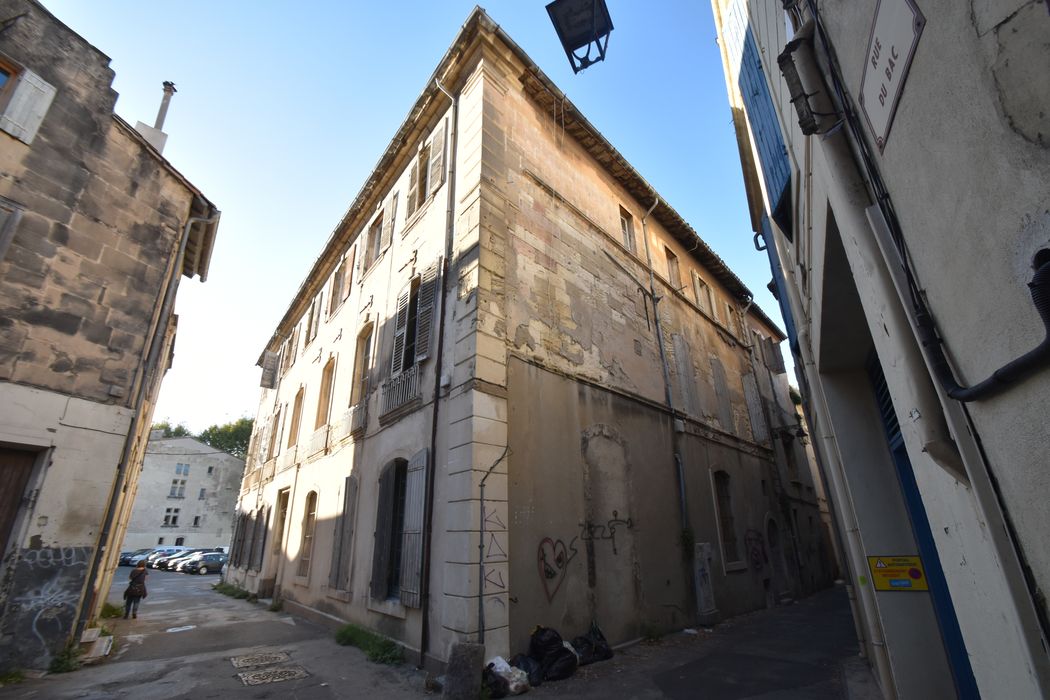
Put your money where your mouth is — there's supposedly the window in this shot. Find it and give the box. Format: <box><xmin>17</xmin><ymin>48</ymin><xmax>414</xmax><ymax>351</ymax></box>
<box><xmin>0</xmin><ymin>58</ymin><xmax>56</xmax><ymax>145</ymax></box>
<box><xmin>193</xmin><ymin>516</ymin><xmax>201</xmax><ymax>527</ymax></box>
<box><xmin>619</xmin><ymin>207</ymin><xmax>635</xmax><ymax>253</ymax></box>
<box><xmin>390</xmin><ymin>263</ymin><xmax>439</xmax><ymax>376</ymax></box>
<box><xmin>315</xmin><ymin>356</ymin><xmax>336</xmax><ymax>429</ymax></box>
<box><xmin>175</xmin><ymin>463</ymin><xmax>190</xmax><ymax>476</ymax></box>
<box><xmin>0</xmin><ymin>196</ymin><xmax>25</xmax><ymax>262</ymax></box>
<box><xmin>266</xmin><ymin>408</ymin><xmax>281</xmax><ymax>460</ymax></box>
<box><xmin>207</xmin><ymin>466</ymin><xmax>214</xmax><ymax>475</ymax></box>
<box><xmin>157</xmin><ymin>537</ymin><xmax>164</xmax><ymax>545</ymax></box>
<box><xmin>364</xmin><ymin>213</ymin><xmax>383</xmax><ymax>271</ymax></box>
<box><xmin>329</xmin><ymin>476</ymin><xmax>360</xmax><ymax>591</ymax></box>
<box><xmin>198</xmin><ymin>487</ymin><xmax>206</xmax><ymax>500</ymax></box>
<box><xmin>692</xmin><ymin>272</ymin><xmax>713</xmax><ymax>315</ymax></box>
<box><xmin>329</xmin><ymin>247</ymin><xmax>355</xmax><ymax>314</ymax></box>
<box><xmin>370</xmin><ymin>449</ymin><xmax>428</xmax><ymax>606</ymax></box>
<box><xmin>175</xmin><ymin>537</ymin><xmax>185</xmax><ymax>546</ymax></box>
<box><xmin>297</xmin><ymin>491</ymin><xmax>318</xmax><ymax>577</ymax></box>
<box><xmin>665</xmin><ymin>247</ymin><xmax>681</xmax><ymax>290</ymax></box>
<box><xmin>350</xmin><ymin>325</ymin><xmax>373</xmax><ymax>406</ymax></box>
<box><xmin>274</xmin><ymin>489</ymin><xmax>290</xmax><ymax>554</ymax></box>
<box><xmin>714</xmin><ymin>471</ymin><xmax>739</xmax><ymax>564</ymax></box>
<box><xmin>169</xmin><ymin>479</ymin><xmax>186</xmax><ymax>498</ymax></box>
<box><xmin>306</xmin><ymin>292</ymin><xmax>323</xmax><ymax>343</ymax></box>
<box><xmin>163</xmin><ymin>508</ymin><xmax>180</xmax><ymax>527</ymax></box>
<box><xmin>405</xmin><ymin>120</ymin><xmax>447</xmax><ymax>219</ymax></box>
<box><xmin>725</xmin><ymin>302</ymin><xmax>738</xmax><ymax>335</ymax></box>
<box><xmin>287</xmin><ymin>386</ymin><xmax>304</xmax><ymax>448</ymax></box>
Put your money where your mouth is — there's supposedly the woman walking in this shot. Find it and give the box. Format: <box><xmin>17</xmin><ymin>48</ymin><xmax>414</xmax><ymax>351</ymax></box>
<box><xmin>124</xmin><ymin>560</ymin><xmax>148</xmax><ymax>619</ymax></box>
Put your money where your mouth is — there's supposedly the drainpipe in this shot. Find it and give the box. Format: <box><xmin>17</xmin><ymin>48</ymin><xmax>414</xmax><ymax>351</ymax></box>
<box><xmin>76</xmin><ymin>202</ymin><xmax>219</xmax><ymax>637</ymax></box>
<box><xmin>477</xmin><ymin>447</ymin><xmax>509</xmax><ymax>645</ymax></box>
<box><xmin>639</xmin><ymin>192</ymin><xmax>691</xmax><ymax>548</ymax></box>
<box><xmin>419</xmin><ymin>76</ymin><xmax>458</xmax><ymax>667</ymax></box>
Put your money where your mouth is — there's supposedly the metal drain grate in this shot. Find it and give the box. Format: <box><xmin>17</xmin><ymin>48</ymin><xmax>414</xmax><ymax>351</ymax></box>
<box><xmin>237</xmin><ymin>665</ymin><xmax>309</xmax><ymax>686</ymax></box>
<box><xmin>230</xmin><ymin>651</ymin><xmax>291</xmax><ymax>668</ymax></box>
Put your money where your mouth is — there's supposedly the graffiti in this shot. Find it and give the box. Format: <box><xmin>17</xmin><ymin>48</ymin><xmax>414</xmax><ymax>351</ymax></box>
<box><xmin>537</xmin><ymin>537</ymin><xmax>578</xmax><ymax>602</ymax></box>
<box><xmin>578</xmin><ymin>511</ymin><xmax>634</xmax><ymax>555</ymax></box>
<box><xmin>2</xmin><ymin>547</ymin><xmax>91</xmax><ymax>669</ymax></box>
<box><xmin>485</xmin><ymin>532</ymin><xmax>507</xmax><ymax>561</ymax></box>
<box><xmin>484</xmin><ymin>568</ymin><xmax>506</xmax><ymax>591</ymax></box>
<box><xmin>20</xmin><ymin>547</ymin><xmax>89</xmax><ymax>570</ymax></box>
<box><xmin>745</xmin><ymin>530</ymin><xmax>768</xmax><ymax>573</ymax></box>
<box><xmin>484</xmin><ymin>506</ymin><xmax>506</xmax><ymax>530</ymax></box>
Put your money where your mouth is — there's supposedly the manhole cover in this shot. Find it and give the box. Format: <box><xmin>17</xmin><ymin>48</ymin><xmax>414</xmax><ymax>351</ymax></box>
<box><xmin>237</xmin><ymin>666</ymin><xmax>308</xmax><ymax>686</ymax></box>
<box><xmin>230</xmin><ymin>651</ymin><xmax>291</xmax><ymax>668</ymax></box>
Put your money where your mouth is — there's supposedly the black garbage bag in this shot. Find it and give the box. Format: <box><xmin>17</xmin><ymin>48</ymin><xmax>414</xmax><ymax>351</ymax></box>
<box><xmin>528</xmin><ymin>626</ymin><xmax>563</xmax><ymax>662</ymax></box>
<box><xmin>483</xmin><ymin>663</ymin><xmax>511</xmax><ymax>699</ymax></box>
<box><xmin>509</xmin><ymin>653</ymin><xmax>543</xmax><ymax>688</ymax></box>
<box><xmin>542</xmin><ymin>643</ymin><xmax>579</xmax><ymax>682</ymax></box>
<box><xmin>588</xmin><ymin>620</ymin><xmax>613</xmax><ymax>662</ymax></box>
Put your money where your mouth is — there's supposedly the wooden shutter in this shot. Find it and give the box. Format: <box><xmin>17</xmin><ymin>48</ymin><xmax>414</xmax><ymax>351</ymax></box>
<box><xmin>399</xmin><ymin>448</ymin><xmax>428</xmax><ymax>608</ymax></box>
<box><xmin>370</xmin><ymin>465</ymin><xmax>396</xmax><ymax>600</ymax></box>
<box><xmin>0</xmin><ymin>69</ymin><xmax>56</xmax><ymax>145</ymax></box>
<box><xmin>406</xmin><ymin>162</ymin><xmax>419</xmax><ymax>218</ymax></box>
<box><xmin>343</xmin><ymin>247</ymin><xmax>356</xmax><ymax>299</ymax></box>
<box><xmin>260</xmin><ymin>350</ymin><xmax>279</xmax><ymax>388</ymax></box>
<box><xmin>429</xmin><ymin>120</ymin><xmax>447</xmax><ymax>195</ymax></box>
<box><xmin>330</xmin><ymin>476</ymin><xmax>359</xmax><ymax>590</ymax></box>
<box><xmin>765</xmin><ymin>337</ymin><xmax>786</xmax><ymax>373</ymax></box>
<box><xmin>414</xmin><ymin>261</ymin><xmax>440</xmax><ymax>363</ymax></box>
<box><xmin>380</xmin><ymin>193</ymin><xmax>397</xmax><ymax>251</ymax></box>
<box><xmin>390</xmin><ymin>284</ymin><xmax>411</xmax><ymax>376</ymax></box>
<box><xmin>742</xmin><ymin>373</ymin><xmax>769</xmax><ymax>443</ymax></box>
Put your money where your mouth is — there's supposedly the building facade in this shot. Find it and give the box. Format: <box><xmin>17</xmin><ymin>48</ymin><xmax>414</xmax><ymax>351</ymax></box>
<box><xmin>0</xmin><ymin>0</ymin><xmax>218</xmax><ymax>670</ymax></box>
<box><xmin>227</xmin><ymin>8</ymin><xmax>833</xmax><ymax>669</ymax></box>
<box><xmin>120</xmin><ymin>434</ymin><xmax>243</xmax><ymax>552</ymax></box>
<box><xmin>711</xmin><ymin>0</ymin><xmax>1050</xmax><ymax>697</ymax></box>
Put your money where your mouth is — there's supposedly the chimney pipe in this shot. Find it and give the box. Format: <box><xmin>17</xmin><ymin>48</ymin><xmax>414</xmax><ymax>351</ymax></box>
<box><xmin>154</xmin><ymin>81</ymin><xmax>177</xmax><ymax>130</ymax></box>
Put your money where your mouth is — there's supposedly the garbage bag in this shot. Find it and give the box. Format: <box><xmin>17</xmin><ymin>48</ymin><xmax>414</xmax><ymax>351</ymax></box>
<box><xmin>483</xmin><ymin>663</ymin><xmax>511</xmax><ymax>699</ymax></box>
<box><xmin>541</xmin><ymin>643</ymin><xmax>579</xmax><ymax>682</ymax></box>
<box><xmin>503</xmin><ymin>666</ymin><xmax>529</xmax><ymax>695</ymax></box>
<box><xmin>528</xmin><ymin>626</ymin><xmax>563</xmax><ymax>662</ymax></box>
<box><xmin>509</xmin><ymin>653</ymin><xmax>543</xmax><ymax>688</ymax></box>
<box><xmin>571</xmin><ymin>621</ymin><xmax>613</xmax><ymax>665</ymax></box>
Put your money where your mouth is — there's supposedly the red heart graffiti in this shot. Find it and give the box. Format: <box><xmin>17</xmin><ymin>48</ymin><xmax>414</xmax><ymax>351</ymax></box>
<box><xmin>537</xmin><ymin>537</ymin><xmax>576</xmax><ymax>602</ymax></box>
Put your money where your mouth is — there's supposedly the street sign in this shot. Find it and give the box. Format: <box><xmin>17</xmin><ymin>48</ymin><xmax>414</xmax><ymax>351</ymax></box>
<box><xmin>867</xmin><ymin>555</ymin><xmax>928</xmax><ymax>591</ymax></box>
<box><xmin>858</xmin><ymin>0</ymin><xmax>926</xmax><ymax>152</ymax></box>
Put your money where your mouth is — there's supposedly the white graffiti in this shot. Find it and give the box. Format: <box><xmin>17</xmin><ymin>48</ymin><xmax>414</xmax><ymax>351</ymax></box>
<box><xmin>12</xmin><ymin>577</ymin><xmax>82</xmax><ymax>657</ymax></box>
<box><xmin>20</xmin><ymin>547</ymin><xmax>89</xmax><ymax>570</ymax></box>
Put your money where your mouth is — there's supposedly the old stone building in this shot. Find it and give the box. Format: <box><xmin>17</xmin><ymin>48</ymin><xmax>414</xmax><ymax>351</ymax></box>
<box><xmin>0</xmin><ymin>0</ymin><xmax>219</xmax><ymax>670</ymax></box>
<box><xmin>227</xmin><ymin>7</ymin><xmax>832</xmax><ymax>669</ymax></box>
<box><xmin>119</xmin><ymin>432</ymin><xmax>243</xmax><ymax>552</ymax></box>
<box><xmin>711</xmin><ymin>0</ymin><xmax>1050</xmax><ymax>697</ymax></box>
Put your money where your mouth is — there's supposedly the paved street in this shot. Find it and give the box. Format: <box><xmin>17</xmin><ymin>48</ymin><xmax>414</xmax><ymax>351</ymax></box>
<box><xmin>0</xmin><ymin>574</ymin><xmax>875</xmax><ymax>700</ymax></box>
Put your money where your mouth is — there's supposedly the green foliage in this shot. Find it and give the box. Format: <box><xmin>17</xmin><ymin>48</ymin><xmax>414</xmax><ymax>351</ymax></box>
<box><xmin>789</xmin><ymin>386</ymin><xmax>803</xmax><ymax>405</ymax></box>
<box><xmin>99</xmin><ymin>625</ymin><xmax>113</xmax><ymax>637</ymax></box>
<box><xmin>99</xmin><ymin>602</ymin><xmax>123</xmax><ymax>619</ymax></box>
<box><xmin>213</xmin><ymin>582</ymin><xmax>251</xmax><ymax>599</ymax></box>
<box><xmin>334</xmin><ymin>623</ymin><xmax>404</xmax><ymax>665</ymax></box>
<box><xmin>0</xmin><ymin>669</ymin><xmax>25</xmax><ymax>685</ymax></box>
<box><xmin>152</xmin><ymin>421</ymin><xmax>191</xmax><ymax>438</ymax></box>
<box><xmin>268</xmin><ymin>599</ymin><xmax>283</xmax><ymax>612</ymax></box>
<box><xmin>196</xmin><ymin>417</ymin><xmax>253</xmax><ymax>458</ymax></box>
<box><xmin>48</xmin><ymin>641</ymin><xmax>82</xmax><ymax>673</ymax></box>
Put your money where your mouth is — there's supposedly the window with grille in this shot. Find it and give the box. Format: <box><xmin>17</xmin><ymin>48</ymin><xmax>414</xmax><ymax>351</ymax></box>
<box><xmin>297</xmin><ymin>491</ymin><xmax>318</xmax><ymax>578</ymax></box>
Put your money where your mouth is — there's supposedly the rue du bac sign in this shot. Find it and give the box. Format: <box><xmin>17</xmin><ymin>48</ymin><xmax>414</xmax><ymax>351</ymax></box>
<box><xmin>858</xmin><ymin>0</ymin><xmax>925</xmax><ymax>152</ymax></box>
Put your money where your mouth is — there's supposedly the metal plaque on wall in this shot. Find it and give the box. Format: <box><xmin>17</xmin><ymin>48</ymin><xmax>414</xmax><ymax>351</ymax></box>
<box><xmin>858</xmin><ymin>0</ymin><xmax>926</xmax><ymax>152</ymax></box>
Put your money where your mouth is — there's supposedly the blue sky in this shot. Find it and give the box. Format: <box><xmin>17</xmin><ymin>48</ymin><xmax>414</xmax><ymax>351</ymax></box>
<box><xmin>46</xmin><ymin>1</ymin><xmax>780</xmax><ymax>432</ymax></box>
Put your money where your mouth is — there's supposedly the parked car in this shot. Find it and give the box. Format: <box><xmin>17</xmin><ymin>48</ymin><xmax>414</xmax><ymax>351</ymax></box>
<box><xmin>176</xmin><ymin>552</ymin><xmax>227</xmax><ymax>575</ymax></box>
<box><xmin>118</xmin><ymin>548</ymin><xmax>153</xmax><ymax>566</ymax></box>
<box><xmin>154</xmin><ymin>548</ymin><xmax>210</xmax><ymax>570</ymax></box>
<box><xmin>125</xmin><ymin>548</ymin><xmax>165</xmax><ymax>566</ymax></box>
<box><xmin>145</xmin><ymin>546</ymin><xmax>191</xmax><ymax>567</ymax></box>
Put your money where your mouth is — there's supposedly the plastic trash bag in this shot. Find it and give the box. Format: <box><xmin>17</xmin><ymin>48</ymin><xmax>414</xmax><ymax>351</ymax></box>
<box><xmin>571</xmin><ymin>620</ymin><xmax>614</xmax><ymax>666</ymax></box>
<box><xmin>542</xmin><ymin>642</ymin><xmax>579</xmax><ymax>681</ymax></box>
<box><xmin>528</xmin><ymin>626</ymin><xmax>563</xmax><ymax>662</ymax></box>
<box><xmin>483</xmin><ymin>663</ymin><xmax>511</xmax><ymax>699</ymax></box>
<box><xmin>509</xmin><ymin>653</ymin><xmax>543</xmax><ymax>688</ymax></box>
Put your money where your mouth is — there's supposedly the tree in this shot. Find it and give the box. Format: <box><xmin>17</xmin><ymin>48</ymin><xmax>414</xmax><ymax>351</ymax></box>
<box><xmin>152</xmin><ymin>420</ymin><xmax>191</xmax><ymax>438</ymax></box>
<box><xmin>197</xmin><ymin>417</ymin><xmax>253</xmax><ymax>459</ymax></box>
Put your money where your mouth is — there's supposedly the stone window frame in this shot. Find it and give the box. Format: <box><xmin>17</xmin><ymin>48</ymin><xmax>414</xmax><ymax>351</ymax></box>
<box><xmin>619</xmin><ymin>206</ymin><xmax>636</xmax><ymax>254</ymax></box>
<box><xmin>0</xmin><ymin>52</ymin><xmax>56</xmax><ymax>145</ymax></box>
<box><xmin>0</xmin><ymin>195</ymin><xmax>24</xmax><ymax>262</ymax></box>
<box><xmin>296</xmin><ymin>491</ymin><xmax>318</xmax><ymax>580</ymax></box>
<box><xmin>712</xmin><ymin>470</ymin><xmax>745</xmax><ymax>572</ymax></box>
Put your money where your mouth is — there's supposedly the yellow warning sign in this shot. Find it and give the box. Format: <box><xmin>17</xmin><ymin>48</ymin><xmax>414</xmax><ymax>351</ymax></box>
<box><xmin>867</xmin><ymin>555</ymin><xmax>928</xmax><ymax>591</ymax></box>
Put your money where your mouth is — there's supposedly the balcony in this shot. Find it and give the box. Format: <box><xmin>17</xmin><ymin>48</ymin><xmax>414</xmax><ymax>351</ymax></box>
<box><xmin>380</xmin><ymin>364</ymin><xmax>421</xmax><ymax>419</ymax></box>
<box><xmin>277</xmin><ymin>446</ymin><xmax>297</xmax><ymax>474</ymax></box>
<box><xmin>262</xmin><ymin>458</ymin><xmax>276</xmax><ymax>483</ymax></box>
<box><xmin>306</xmin><ymin>425</ymin><xmax>329</xmax><ymax>459</ymax></box>
<box><xmin>333</xmin><ymin>401</ymin><xmax>368</xmax><ymax>442</ymax></box>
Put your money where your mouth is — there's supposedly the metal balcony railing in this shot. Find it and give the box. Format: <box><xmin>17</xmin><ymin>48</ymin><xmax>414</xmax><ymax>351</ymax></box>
<box><xmin>380</xmin><ymin>364</ymin><xmax>421</xmax><ymax>416</ymax></box>
<box><xmin>262</xmin><ymin>458</ymin><xmax>276</xmax><ymax>482</ymax></box>
<box><xmin>277</xmin><ymin>446</ymin><xmax>297</xmax><ymax>473</ymax></box>
<box><xmin>306</xmin><ymin>425</ymin><xmax>328</xmax><ymax>457</ymax></box>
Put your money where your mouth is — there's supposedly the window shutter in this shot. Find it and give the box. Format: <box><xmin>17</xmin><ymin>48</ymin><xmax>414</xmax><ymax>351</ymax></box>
<box><xmin>390</xmin><ymin>284</ymin><xmax>411</xmax><ymax>376</ymax></box>
<box><xmin>429</xmin><ymin>120</ymin><xmax>447</xmax><ymax>195</ymax></box>
<box><xmin>0</xmin><ymin>69</ymin><xmax>57</xmax><ymax>145</ymax></box>
<box><xmin>380</xmin><ymin>193</ymin><xmax>397</xmax><ymax>252</ymax></box>
<box><xmin>370</xmin><ymin>466</ymin><xmax>396</xmax><ymax>600</ymax></box>
<box><xmin>330</xmin><ymin>476</ymin><xmax>359</xmax><ymax>591</ymax></box>
<box><xmin>414</xmin><ymin>261</ymin><xmax>440</xmax><ymax>363</ymax></box>
<box><xmin>260</xmin><ymin>350</ymin><xmax>279</xmax><ymax>388</ymax></box>
<box><xmin>766</xmin><ymin>337</ymin><xmax>786</xmax><ymax>374</ymax></box>
<box><xmin>399</xmin><ymin>448</ymin><xmax>428</xmax><ymax>608</ymax></box>
<box><xmin>406</xmin><ymin>162</ymin><xmax>419</xmax><ymax>218</ymax></box>
<box><xmin>343</xmin><ymin>247</ymin><xmax>356</xmax><ymax>299</ymax></box>
<box><xmin>742</xmin><ymin>373</ymin><xmax>769</xmax><ymax>443</ymax></box>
